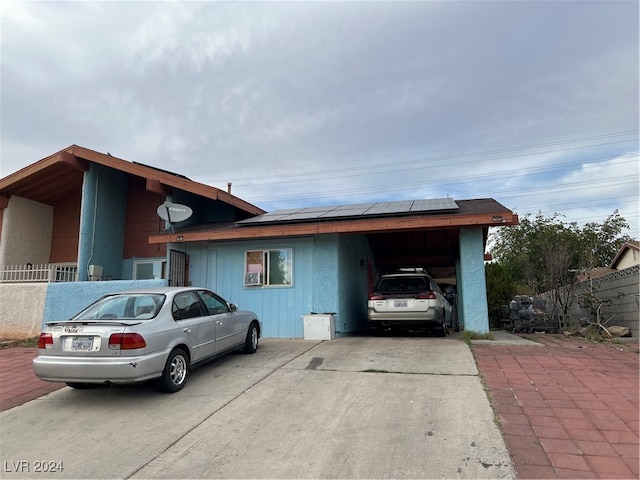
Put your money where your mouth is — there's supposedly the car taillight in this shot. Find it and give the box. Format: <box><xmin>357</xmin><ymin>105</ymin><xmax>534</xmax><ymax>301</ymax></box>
<box><xmin>38</xmin><ymin>333</ymin><xmax>53</xmax><ymax>349</ymax></box>
<box><xmin>109</xmin><ymin>333</ymin><xmax>146</xmax><ymax>350</ymax></box>
<box><xmin>416</xmin><ymin>291</ymin><xmax>437</xmax><ymax>300</ymax></box>
<box><xmin>369</xmin><ymin>294</ymin><xmax>386</xmax><ymax>300</ymax></box>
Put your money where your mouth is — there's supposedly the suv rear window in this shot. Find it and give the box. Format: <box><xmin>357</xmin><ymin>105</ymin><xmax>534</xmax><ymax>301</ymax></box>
<box><xmin>376</xmin><ymin>276</ymin><xmax>429</xmax><ymax>293</ymax></box>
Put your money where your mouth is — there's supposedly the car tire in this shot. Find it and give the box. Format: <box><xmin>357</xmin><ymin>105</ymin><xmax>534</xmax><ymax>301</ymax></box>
<box><xmin>243</xmin><ymin>322</ymin><xmax>259</xmax><ymax>354</ymax></box>
<box><xmin>159</xmin><ymin>348</ymin><xmax>189</xmax><ymax>393</ymax></box>
<box><xmin>438</xmin><ymin>313</ymin><xmax>447</xmax><ymax>337</ymax></box>
<box><xmin>66</xmin><ymin>382</ymin><xmax>94</xmax><ymax>389</ymax></box>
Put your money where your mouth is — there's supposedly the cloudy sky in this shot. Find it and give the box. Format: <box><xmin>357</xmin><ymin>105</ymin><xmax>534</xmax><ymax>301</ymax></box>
<box><xmin>2</xmin><ymin>1</ymin><xmax>638</xmax><ymax>238</ymax></box>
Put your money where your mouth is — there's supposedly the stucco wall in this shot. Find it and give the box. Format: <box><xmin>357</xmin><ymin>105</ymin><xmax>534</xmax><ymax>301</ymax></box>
<box><xmin>0</xmin><ymin>196</ymin><xmax>53</xmax><ymax>266</ymax></box>
<box><xmin>0</xmin><ymin>283</ymin><xmax>48</xmax><ymax>339</ymax></box>
<box><xmin>0</xmin><ymin>280</ymin><xmax>166</xmax><ymax>340</ymax></box>
<box><xmin>43</xmin><ymin>280</ymin><xmax>166</xmax><ymax>327</ymax></box>
<box><xmin>313</xmin><ymin>235</ymin><xmax>340</xmax><ymax>316</ymax></box>
<box><xmin>568</xmin><ymin>265</ymin><xmax>639</xmax><ymax>338</ymax></box>
<box><xmin>458</xmin><ymin>227</ymin><xmax>490</xmax><ymax>333</ymax></box>
<box><xmin>77</xmin><ymin>165</ymin><xmax>128</xmax><ymax>281</ymax></box>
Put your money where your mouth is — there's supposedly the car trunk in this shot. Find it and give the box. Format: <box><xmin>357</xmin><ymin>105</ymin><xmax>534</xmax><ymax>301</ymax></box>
<box><xmin>42</xmin><ymin>321</ymin><xmax>142</xmax><ymax>357</ymax></box>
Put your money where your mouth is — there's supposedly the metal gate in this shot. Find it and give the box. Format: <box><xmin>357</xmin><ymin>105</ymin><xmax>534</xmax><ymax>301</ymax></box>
<box><xmin>169</xmin><ymin>249</ymin><xmax>189</xmax><ymax>286</ymax></box>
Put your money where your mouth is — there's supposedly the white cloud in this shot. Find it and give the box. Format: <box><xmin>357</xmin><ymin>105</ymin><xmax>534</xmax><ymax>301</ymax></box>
<box><xmin>1</xmin><ymin>0</ymin><xmax>638</xmax><ymax>236</ymax></box>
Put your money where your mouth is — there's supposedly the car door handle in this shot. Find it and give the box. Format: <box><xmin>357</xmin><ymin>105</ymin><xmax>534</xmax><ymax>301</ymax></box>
<box><xmin>216</xmin><ymin>321</ymin><xmax>223</xmax><ymax>325</ymax></box>
<box><xmin>183</xmin><ymin>328</ymin><xmax>191</xmax><ymax>333</ymax></box>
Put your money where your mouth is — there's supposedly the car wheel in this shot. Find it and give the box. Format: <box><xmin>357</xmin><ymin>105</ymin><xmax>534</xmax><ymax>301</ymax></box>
<box><xmin>243</xmin><ymin>322</ymin><xmax>259</xmax><ymax>354</ymax></box>
<box><xmin>66</xmin><ymin>382</ymin><xmax>94</xmax><ymax>389</ymax></box>
<box><xmin>159</xmin><ymin>348</ymin><xmax>189</xmax><ymax>393</ymax></box>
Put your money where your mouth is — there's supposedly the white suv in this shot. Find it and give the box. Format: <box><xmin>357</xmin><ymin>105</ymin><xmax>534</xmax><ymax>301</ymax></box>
<box><xmin>367</xmin><ymin>273</ymin><xmax>451</xmax><ymax>335</ymax></box>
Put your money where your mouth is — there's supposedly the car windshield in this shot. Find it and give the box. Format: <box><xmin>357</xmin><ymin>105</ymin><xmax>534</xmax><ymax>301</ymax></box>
<box><xmin>72</xmin><ymin>294</ymin><xmax>165</xmax><ymax>321</ymax></box>
<box><xmin>376</xmin><ymin>277</ymin><xmax>428</xmax><ymax>293</ymax></box>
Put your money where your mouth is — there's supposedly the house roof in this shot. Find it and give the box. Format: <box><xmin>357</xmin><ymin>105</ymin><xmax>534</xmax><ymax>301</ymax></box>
<box><xmin>0</xmin><ymin>145</ymin><xmax>264</xmax><ymax>215</ymax></box>
<box><xmin>609</xmin><ymin>240</ymin><xmax>640</xmax><ymax>269</ymax></box>
<box><xmin>148</xmin><ymin>197</ymin><xmax>518</xmax><ymax>244</ymax></box>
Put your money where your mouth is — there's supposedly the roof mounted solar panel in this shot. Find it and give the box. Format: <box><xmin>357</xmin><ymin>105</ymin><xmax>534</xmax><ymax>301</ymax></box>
<box><xmin>319</xmin><ymin>207</ymin><xmax>370</xmax><ymax>218</ymax></box>
<box><xmin>366</xmin><ymin>200</ymin><xmax>414</xmax><ymax>215</ymax></box>
<box><xmin>236</xmin><ymin>197</ymin><xmax>458</xmax><ymax>226</ymax></box>
<box><xmin>411</xmin><ymin>198</ymin><xmax>458</xmax><ymax>212</ymax></box>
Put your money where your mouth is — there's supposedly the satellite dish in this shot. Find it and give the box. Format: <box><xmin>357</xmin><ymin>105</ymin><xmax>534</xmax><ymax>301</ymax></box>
<box><xmin>157</xmin><ymin>202</ymin><xmax>193</xmax><ymax>232</ymax></box>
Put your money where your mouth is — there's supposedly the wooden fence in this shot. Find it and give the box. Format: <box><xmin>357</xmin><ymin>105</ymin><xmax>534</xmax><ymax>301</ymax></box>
<box><xmin>0</xmin><ymin>263</ymin><xmax>78</xmax><ymax>283</ymax></box>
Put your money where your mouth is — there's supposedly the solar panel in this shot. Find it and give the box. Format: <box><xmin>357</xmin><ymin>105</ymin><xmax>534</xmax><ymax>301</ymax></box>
<box><xmin>333</xmin><ymin>203</ymin><xmax>376</xmax><ymax>211</ymax></box>
<box><xmin>319</xmin><ymin>208</ymin><xmax>370</xmax><ymax>218</ymax></box>
<box><xmin>236</xmin><ymin>198</ymin><xmax>458</xmax><ymax>226</ymax></box>
<box><xmin>366</xmin><ymin>201</ymin><xmax>414</xmax><ymax>215</ymax></box>
<box><xmin>411</xmin><ymin>198</ymin><xmax>458</xmax><ymax>212</ymax></box>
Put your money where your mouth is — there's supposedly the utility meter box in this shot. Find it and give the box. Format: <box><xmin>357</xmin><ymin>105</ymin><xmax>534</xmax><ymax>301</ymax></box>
<box><xmin>302</xmin><ymin>313</ymin><xmax>336</xmax><ymax>340</ymax></box>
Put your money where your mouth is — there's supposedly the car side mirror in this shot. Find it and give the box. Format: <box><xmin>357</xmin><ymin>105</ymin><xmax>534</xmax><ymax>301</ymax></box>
<box><xmin>229</xmin><ymin>303</ymin><xmax>238</xmax><ymax>312</ymax></box>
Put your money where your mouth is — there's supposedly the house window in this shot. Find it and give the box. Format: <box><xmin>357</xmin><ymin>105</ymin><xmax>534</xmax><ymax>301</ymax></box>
<box><xmin>134</xmin><ymin>259</ymin><xmax>166</xmax><ymax>280</ymax></box>
<box><xmin>244</xmin><ymin>249</ymin><xmax>292</xmax><ymax>287</ymax></box>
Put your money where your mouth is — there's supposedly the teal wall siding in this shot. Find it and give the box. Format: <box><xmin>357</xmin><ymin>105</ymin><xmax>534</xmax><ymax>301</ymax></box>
<box><xmin>458</xmin><ymin>227</ymin><xmax>489</xmax><ymax>333</ymax></box>
<box><xmin>173</xmin><ymin>237</ymin><xmax>315</xmax><ymax>338</ymax></box>
<box><xmin>169</xmin><ymin>234</ymin><xmax>375</xmax><ymax>338</ymax></box>
<box><xmin>77</xmin><ymin>165</ymin><xmax>127</xmax><ymax>281</ymax></box>
<box><xmin>42</xmin><ymin>279</ymin><xmax>167</xmax><ymax>327</ymax></box>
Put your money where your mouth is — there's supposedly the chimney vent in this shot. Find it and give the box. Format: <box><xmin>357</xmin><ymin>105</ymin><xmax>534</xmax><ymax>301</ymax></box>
<box><xmin>227</xmin><ymin>182</ymin><xmax>232</xmax><ymax>194</ymax></box>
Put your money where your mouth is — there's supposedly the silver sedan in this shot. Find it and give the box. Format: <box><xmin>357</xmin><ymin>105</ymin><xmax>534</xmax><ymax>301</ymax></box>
<box><xmin>33</xmin><ymin>287</ymin><xmax>261</xmax><ymax>393</ymax></box>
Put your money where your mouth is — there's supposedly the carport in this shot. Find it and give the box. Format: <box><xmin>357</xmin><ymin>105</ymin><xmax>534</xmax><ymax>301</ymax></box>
<box><xmin>149</xmin><ymin>197</ymin><xmax>518</xmax><ymax>335</ymax></box>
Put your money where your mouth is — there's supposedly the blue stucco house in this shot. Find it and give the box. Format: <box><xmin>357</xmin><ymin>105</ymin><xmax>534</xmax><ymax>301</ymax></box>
<box><xmin>0</xmin><ymin>146</ymin><xmax>518</xmax><ymax>337</ymax></box>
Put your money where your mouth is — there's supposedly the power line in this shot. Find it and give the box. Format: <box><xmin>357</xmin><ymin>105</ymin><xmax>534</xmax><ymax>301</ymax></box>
<box><xmin>209</xmin><ymin>130</ymin><xmax>637</xmax><ymax>185</ymax></box>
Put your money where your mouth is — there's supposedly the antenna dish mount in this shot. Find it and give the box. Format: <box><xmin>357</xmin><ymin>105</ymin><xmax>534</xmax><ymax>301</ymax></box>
<box><xmin>157</xmin><ymin>201</ymin><xmax>193</xmax><ymax>233</ymax></box>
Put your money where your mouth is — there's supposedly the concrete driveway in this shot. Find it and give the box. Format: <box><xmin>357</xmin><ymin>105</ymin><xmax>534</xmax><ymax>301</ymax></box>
<box><xmin>0</xmin><ymin>336</ymin><xmax>515</xmax><ymax>479</ymax></box>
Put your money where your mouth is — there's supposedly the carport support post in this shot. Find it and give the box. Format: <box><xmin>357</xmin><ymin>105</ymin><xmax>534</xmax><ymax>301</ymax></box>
<box><xmin>457</xmin><ymin>227</ymin><xmax>489</xmax><ymax>334</ymax></box>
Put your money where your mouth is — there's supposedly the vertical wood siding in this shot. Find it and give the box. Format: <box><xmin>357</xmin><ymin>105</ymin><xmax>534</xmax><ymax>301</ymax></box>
<box><xmin>176</xmin><ymin>238</ymin><xmax>314</xmax><ymax>338</ymax></box>
<box><xmin>123</xmin><ymin>177</ymin><xmax>166</xmax><ymax>259</ymax></box>
<box><xmin>49</xmin><ymin>191</ymin><xmax>81</xmax><ymax>263</ymax></box>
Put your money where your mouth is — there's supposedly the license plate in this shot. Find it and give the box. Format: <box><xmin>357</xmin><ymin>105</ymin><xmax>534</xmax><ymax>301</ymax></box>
<box><xmin>393</xmin><ymin>300</ymin><xmax>408</xmax><ymax>308</ymax></box>
<box><xmin>72</xmin><ymin>337</ymin><xmax>93</xmax><ymax>351</ymax></box>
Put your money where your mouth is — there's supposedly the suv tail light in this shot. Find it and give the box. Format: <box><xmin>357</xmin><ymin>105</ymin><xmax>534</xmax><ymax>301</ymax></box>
<box><xmin>38</xmin><ymin>333</ymin><xmax>53</xmax><ymax>349</ymax></box>
<box><xmin>416</xmin><ymin>291</ymin><xmax>437</xmax><ymax>300</ymax></box>
<box><xmin>369</xmin><ymin>294</ymin><xmax>386</xmax><ymax>300</ymax></box>
<box><xmin>109</xmin><ymin>333</ymin><xmax>146</xmax><ymax>350</ymax></box>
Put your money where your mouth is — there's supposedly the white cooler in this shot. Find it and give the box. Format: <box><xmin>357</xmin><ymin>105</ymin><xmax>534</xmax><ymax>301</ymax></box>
<box><xmin>302</xmin><ymin>313</ymin><xmax>336</xmax><ymax>340</ymax></box>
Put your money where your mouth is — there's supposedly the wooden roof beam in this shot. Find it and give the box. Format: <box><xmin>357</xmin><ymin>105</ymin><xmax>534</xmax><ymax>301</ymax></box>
<box><xmin>146</xmin><ymin>179</ymin><xmax>173</xmax><ymax>196</ymax></box>
<box><xmin>58</xmin><ymin>151</ymin><xmax>89</xmax><ymax>172</ymax></box>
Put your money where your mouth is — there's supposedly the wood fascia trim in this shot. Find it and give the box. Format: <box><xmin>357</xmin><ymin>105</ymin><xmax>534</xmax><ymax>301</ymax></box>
<box><xmin>69</xmin><ymin>145</ymin><xmax>264</xmax><ymax>215</ymax></box>
<box><xmin>148</xmin><ymin>211</ymin><xmax>519</xmax><ymax>244</ymax></box>
<box><xmin>0</xmin><ymin>150</ymin><xmax>82</xmax><ymax>192</ymax></box>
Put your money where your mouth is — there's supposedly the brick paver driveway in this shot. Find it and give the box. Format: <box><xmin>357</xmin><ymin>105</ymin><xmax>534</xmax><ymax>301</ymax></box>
<box><xmin>473</xmin><ymin>334</ymin><xmax>639</xmax><ymax>479</ymax></box>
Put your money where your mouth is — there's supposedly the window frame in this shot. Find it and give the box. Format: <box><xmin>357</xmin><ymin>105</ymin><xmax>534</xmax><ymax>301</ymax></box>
<box><xmin>244</xmin><ymin>248</ymin><xmax>293</xmax><ymax>288</ymax></box>
<box><xmin>133</xmin><ymin>258</ymin><xmax>166</xmax><ymax>280</ymax></box>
